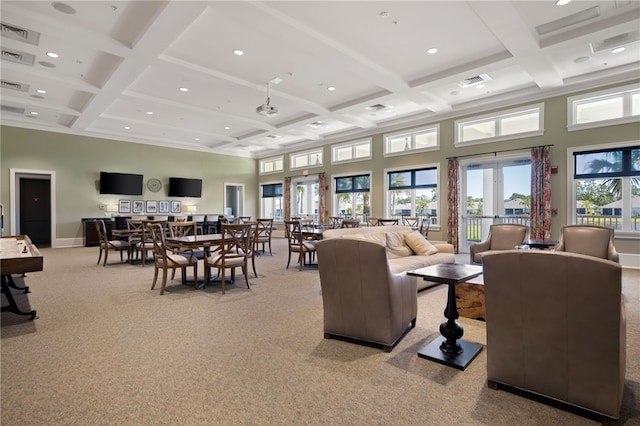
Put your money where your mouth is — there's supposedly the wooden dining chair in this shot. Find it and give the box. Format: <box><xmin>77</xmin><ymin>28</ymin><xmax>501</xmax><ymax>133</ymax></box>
<box><xmin>419</xmin><ymin>215</ymin><xmax>431</xmax><ymax>238</ymax></box>
<box><xmin>205</xmin><ymin>223</ymin><xmax>252</xmax><ymax>294</ymax></box>
<box><xmin>340</xmin><ymin>219</ymin><xmax>360</xmax><ymax>228</ymax></box>
<box><xmin>402</xmin><ymin>217</ymin><xmax>419</xmax><ymax>228</ymax></box>
<box><xmin>284</xmin><ymin>220</ymin><xmax>317</xmax><ymax>271</ymax></box>
<box><xmin>95</xmin><ymin>219</ymin><xmax>131</xmax><ymax>266</ymax></box>
<box><xmin>148</xmin><ymin>223</ymin><xmax>198</xmax><ymax>294</ymax></box>
<box><xmin>376</xmin><ymin>218</ymin><xmax>399</xmax><ymax>226</ymax></box>
<box><xmin>253</xmin><ymin>218</ymin><xmax>274</xmax><ymax>256</ymax></box>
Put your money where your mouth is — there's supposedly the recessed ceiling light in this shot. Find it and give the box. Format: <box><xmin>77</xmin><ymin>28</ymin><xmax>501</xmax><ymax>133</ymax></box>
<box><xmin>52</xmin><ymin>2</ymin><xmax>76</xmax><ymax>14</ymax></box>
<box><xmin>327</xmin><ymin>86</ymin><xmax>336</xmax><ymax>91</ymax></box>
<box><xmin>46</xmin><ymin>52</ymin><xmax>59</xmax><ymax>58</ymax></box>
<box><xmin>612</xmin><ymin>47</ymin><xmax>626</xmax><ymax>53</ymax></box>
<box><xmin>427</xmin><ymin>48</ymin><xmax>438</xmax><ymax>54</ymax></box>
<box><xmin>146</xmin><ymin>111</ymin><xmax>153</xmax><ymax>115</ymax></box>
<box><xmin>233</xmin><ymin>49</ymin><xmax>244</xmax><ymax>56</ymax></box>
<box><xmin>179</xmin><ymin>87</ymin><xmax>189</xmax><ymax>92</ymax></box>
<box><xmin>556</xmin><ymin>0</ymin><xmax>571</xmax><ymax>5</ymax></box>
<box><xmin>574</xmin><ymin>56</ymin><xmax>590</xmax><ymax>63</ymax></box>
<box><xmin>39</xmin><ymin>61</ymin><xmax>56</xmax><ymax>68</ymax></box>
<box><xmin>195</xmin><ymin>138</ymin><xmax>200</xmax><ymax>141</ymax></box>
<box><xmin>224</xmin><ymin>126</ymin><xmax>231</xmax><ymax>130</ymax></box>
<box><xmin>36</xmin><ymin>89</ymin><xmax>47</xmax><ymax>94</ymax></box>
<box><xmin>30</xmin><ymin>111</ymin><xmax>38</xmax><ymax>115</ymax></box>
<box><xmin>124</xmin><ymin>126</ymin><xmax>130</xmax><ymax>130</ymax></box>
<box><xmin>476</xmin><ymin>84</ymin><xmax>485</xmax><ymax>89</ymax></box>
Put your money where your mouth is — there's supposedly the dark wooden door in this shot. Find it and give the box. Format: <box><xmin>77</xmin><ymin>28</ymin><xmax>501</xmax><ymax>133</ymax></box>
<box><xmin>20</xmin><ymin>178</ymin><xmax>51</xmax><ymax>246</ymax></box>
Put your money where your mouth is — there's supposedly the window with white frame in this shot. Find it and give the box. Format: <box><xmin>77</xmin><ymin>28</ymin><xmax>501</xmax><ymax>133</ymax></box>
<box><xmin>290</xmin><ymin>149</ymin><xmax>323</xmax><ymax>170</ymax></box>
<box><xmin>386</xmin><ymin>165</ymin><xmax>439</xmax><ymax>225</ymax></box>
<box><xmin>331</xmin><ymin>139</ymin><xmax>371</xmax><ymax>164</ymax></box>
<box><xmin>569</xmin><ymin>143</ymin><xmax>640</xmax><ymax>235</ymax></box>
<box><xmin>568</xmin><ymin>83</ymin><xmax>640</xmax><ymax>131</ymax></box>
<box><xmin>334</xmin><ymin>173</ymin><xmax>371</xmax><ymax>221</ymax></box>
<box><xmin>455</xmin><ymin>103</ymin><xmax>543</xmax><ymax>146</ymax></box>
<box><xmin>259</xmin><ymin>156</ymin><xmax>283</xmax><ymax>174</ymax></box>
<box><xmin>260</xmin><ymin>182</ymin><xmax>283</xmax><ymax>220</ymax></box>
<box><xmin>384</xmin><ymin>125</ymin><xmax>439</xmax><ymax>156</ymax></box>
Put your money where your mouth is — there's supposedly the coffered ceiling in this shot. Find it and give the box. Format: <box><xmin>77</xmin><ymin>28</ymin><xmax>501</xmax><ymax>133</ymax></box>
<box><xmin>1</xmin><ymin>1</ymin><xmax>639</xmax><ymax>158</ymax></box>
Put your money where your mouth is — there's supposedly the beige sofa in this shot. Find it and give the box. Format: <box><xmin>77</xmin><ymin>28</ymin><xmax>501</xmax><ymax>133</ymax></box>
<box><xmin>482</xmin><ymin>249</ymin><xmax>625</xmax><ymax>424</ymax></box>
<box><xmin>322</xmin><ymin>225</ymin><xmax>455</xmax><ymax>290</ymax></box>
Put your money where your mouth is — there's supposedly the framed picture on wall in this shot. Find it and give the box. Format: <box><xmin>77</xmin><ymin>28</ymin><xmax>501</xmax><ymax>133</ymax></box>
<box><xmin>118</xmin><ymin>200</ymin><xmax>131</xmax><ymax>214</ymax></box>
<box><xmin>158</xmin><ymin>200</ymin><xmax>170</xmax><ymax>213</ymax></box>
<box><xmin>171</xmin><ymin>201</ymin><xmax>181</xmax><ymax>213</ymax></box>
<box><xmin>146</xmin><ymin>200</ymin><xmax>157</xmax><ymax>214</ymax></box>
<box><xmin>133</xmin><ymin>200</ymin><xmax>144</xmax><ymax>214</ymax></box>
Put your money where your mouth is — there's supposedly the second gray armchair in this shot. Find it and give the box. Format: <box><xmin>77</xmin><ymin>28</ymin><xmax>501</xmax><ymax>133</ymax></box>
<box><xmin>554</xmin><ymin>224</ymin><xmax>619</xmax><ymax>262</ymax></box>
<box><xmin>470</xmin><ymin>223</ymin><xmax>528</xmax><ymax>264</ymax></box>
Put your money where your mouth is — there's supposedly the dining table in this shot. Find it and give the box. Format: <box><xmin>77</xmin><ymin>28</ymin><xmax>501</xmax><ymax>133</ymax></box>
<box><xmin>165</xmin><ymin>234</ymin><xmax>227</xmax><ymax>286</ymax></box>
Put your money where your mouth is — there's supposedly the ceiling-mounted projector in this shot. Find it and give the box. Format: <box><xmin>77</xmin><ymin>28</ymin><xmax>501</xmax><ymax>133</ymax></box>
<box><xmin>256</xmin><ymin>81</ymin><xmax>280</xmax><ymax>117</ymax></box>
<box><xmin>256</xmin><ymin>103</ymin><xmax>279</xmax><ymax>117</ymax></box>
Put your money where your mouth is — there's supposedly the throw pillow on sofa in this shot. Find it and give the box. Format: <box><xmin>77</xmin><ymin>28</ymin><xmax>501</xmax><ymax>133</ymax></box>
<box><xmin>404</xmin><ymin>230</ymin><xmax>438</xmax><ymax>256</ymax></box>
<box><xmin>386</xmin><ymin>232</ymin><xmax>413</xmax><ymax>258</ymax></box>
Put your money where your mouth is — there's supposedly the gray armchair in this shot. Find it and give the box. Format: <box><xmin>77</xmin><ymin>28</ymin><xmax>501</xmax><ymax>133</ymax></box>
<box><xmin>554</xmin><ymin>224</ymin><xmax>619</xmax><ymax>262</ymax></box>
<box><xmin>315</xmin><ymin>238</ymin><xmax>417</xmax><ymax>352</ymax></box>
<box><xmin>469</xmin><ymin>223</ymin><xmax>528</xmax><ymax>264</ymax></box>
<box><xmin>482</xmin><ymin>249</ymin><xmax>625</xmax><ymax>424</ymax></box>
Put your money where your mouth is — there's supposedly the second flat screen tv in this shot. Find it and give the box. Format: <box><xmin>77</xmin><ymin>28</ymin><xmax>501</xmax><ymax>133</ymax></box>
<box><xmin>168</xmin><ymin>177</ymin><xmax>202</xmax><ymax>198</ymax></box>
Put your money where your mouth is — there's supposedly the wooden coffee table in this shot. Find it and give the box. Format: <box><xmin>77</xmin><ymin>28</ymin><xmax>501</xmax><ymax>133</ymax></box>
<box><xmin>408</xmin><ymin>263</ymin><xmax>483</xmax><ymax>370</ymax></box>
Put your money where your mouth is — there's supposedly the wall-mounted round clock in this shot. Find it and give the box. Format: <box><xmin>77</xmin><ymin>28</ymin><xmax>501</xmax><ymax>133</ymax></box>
<box><xmin>147</xmin><ymin>178</ymin><xmax>162</xmax><ymax>192</ymax></box>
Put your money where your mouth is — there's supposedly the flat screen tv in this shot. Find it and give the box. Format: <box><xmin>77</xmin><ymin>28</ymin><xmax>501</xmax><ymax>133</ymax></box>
<box><xmin>168</xmin><ymin>177</ymin><xmax>202</xmax><ymax>198</ymax></box>
<box><xmin>100</xmin><ymin>172</ymin><xmax>143</xmax><ymax>195</ymax></box>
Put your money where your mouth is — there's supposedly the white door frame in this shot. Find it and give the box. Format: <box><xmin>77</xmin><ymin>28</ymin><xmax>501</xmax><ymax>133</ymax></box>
<box><xmin>223</xmin><ymin>182</ymin><xmax>244</xmax><ymax>218</ymax></box>
<box><xmin>10</xmin><ymin>168</ymin><xmax>57</xmax><ymax>247</ymax></box>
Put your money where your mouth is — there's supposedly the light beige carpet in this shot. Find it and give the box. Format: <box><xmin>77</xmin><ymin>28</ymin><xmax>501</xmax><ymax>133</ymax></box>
<box><xmin>2</xmin><ymin>238</ymin><xmax>639</xmax><ymax>425</ymax></box>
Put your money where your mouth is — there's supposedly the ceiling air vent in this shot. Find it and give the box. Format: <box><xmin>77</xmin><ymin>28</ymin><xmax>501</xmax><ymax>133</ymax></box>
<box><xmin>366</xmin><ymin>103</ymin><xmax>391</xmax><ymax>112</ymax></box>
<box><xmin>590</xmin><ymin>30</ymin><xmax>640</xmax><ymax>53</ymax></box>
<box><xmin>1</xmin><ymin>48</ymin><xmax>35</xmax><ymax>66</ymax></box>
<box><xmin>458</xmin><ymin>73</ymin><xmax>492</xmax><ymax>88</ymax></box>
<box><xmin>1</xmin><ymin>79</ymin><xmax>29</xmax><ymax>92</ymax></box>
<box><xmin>1</xmin><ymin>105</ymin><xmax>26</xmax><ymax>114</ymax></box>
<box><xmin>1</xmin><ymin>22</ymin><xmax>40</xmax><ymax>45</ymax></box>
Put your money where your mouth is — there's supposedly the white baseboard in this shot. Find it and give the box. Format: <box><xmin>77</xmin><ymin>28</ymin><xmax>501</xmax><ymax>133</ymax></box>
<box><xmin>55</xmin><ymin>238</ymin><xmax>84</xmax><ymax>248</ymax></box>
<box><xmin>619</xmin><ymin>253</ymin><xmax>640</xmax><ymax>270</ymax></box>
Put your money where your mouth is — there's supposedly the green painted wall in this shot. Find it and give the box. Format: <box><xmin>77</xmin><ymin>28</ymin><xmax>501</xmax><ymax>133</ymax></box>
<box><xmin>1</xmin><ymin>127</ymin><xmax>256</xmax><ymax>242</ymax></box>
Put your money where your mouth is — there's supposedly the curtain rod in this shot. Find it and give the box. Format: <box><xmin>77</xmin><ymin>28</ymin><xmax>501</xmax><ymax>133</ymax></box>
<box><xmin>446</xmin><ymin>144</ymin><xmax>553</xmax><ymax>160</ymax></box>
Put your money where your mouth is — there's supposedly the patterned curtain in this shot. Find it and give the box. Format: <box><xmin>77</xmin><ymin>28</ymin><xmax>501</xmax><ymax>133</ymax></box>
<box><xmin>447</xmin><ymin>158</ymin><xmax>460</xmax><ymax>253</ymax></box>
<box><xmin>530</xmin><ymin>146</ymin><xmax>552</xmax><ymax>240</ymax></box>
<box><xmin>284</xmin><ymin>176</ymin><xmax>291</xmax><ymax>221</ymax></box>
<box><xmin>318</xmin><ymin>173</ymin><xmax>326</xmax><ymax>224</ymax></box>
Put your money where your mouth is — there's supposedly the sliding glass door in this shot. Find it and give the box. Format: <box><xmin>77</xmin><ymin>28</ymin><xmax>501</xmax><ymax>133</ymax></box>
<box><xmin>460</xmin><ymin>156</ymin><xmax>531</xmax><ymax>252</ymax></box>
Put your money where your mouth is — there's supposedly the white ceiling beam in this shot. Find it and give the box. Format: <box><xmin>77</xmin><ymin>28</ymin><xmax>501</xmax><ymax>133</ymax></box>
<box><xmin>467</xmin><ymin>1</ymin><xmax>564</xmax><ymax>88</ymax></box>
<box><xmin>71</xmin><ymin>2</ymin><xmax>210</xmax><ymax>130</ymax></box>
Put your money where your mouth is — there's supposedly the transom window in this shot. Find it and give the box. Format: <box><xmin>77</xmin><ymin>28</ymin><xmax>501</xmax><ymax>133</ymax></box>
<box><xmin>568</xmin><ymin>83</ymin><xmax>640</xmax><ymax>131</ymax></box>
<box><xmin>331</xmin><ymin>139</ymin><xmax>371</xmax><ymax>164</ymax></box>
<box><xmin>384</xmin><ymin>125</ymin><xmax>439</xmax><ymax>156</ymax></box>
<box><xmin>259</xmin><ymin>156</ymin><xmax>283</xmax><ymax>175</ymax></box>
<box><xmin>290</xmin><ymin>149</ymin><xmax>323</xmax><ymax>170</ymax></box>
<box><xmin>455</xmin><ymin>103</ymin><xmax>543</xmax><ymax>146</ymax></box>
